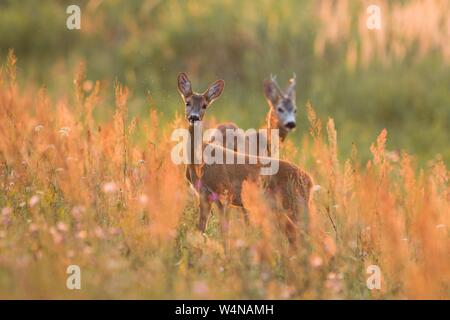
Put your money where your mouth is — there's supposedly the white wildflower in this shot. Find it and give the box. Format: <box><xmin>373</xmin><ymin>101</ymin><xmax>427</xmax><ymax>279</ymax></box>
<box><xmin>28</xmin><ymin>195</ymin><xmax>40</xmax><ymax>208</ymax></box>
<box><xmin>310</xmin><ymin>255</ymin><xmax>323</xmax><ymax>268</ymax></box>
<box><xmin>1</xmin><ymin>207</ymin><xmax>12</xmax><ymax>216</ymax></box>
<box><xmin>138</xmin><ymin>194</ymin><xmax>149</xmax><ymax>205</ymax></box>
<box><xmin>59</xmin><ymin>127</ymin><xmax>71</xmax><ymax>137</ymax></box>
<box><xmin>102</xmin><ymin>182</ymin><xmax>118</xmax><ymax>193</ymax></box>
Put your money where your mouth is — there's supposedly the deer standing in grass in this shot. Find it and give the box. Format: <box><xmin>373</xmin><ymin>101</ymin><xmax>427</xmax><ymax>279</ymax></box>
<box><xmin>213</xmin><ymin>74</ymin><xmax>298</xmax><ymax>157</ymax></box>
<box><xmin>176</xmin><ymin>73</ymin><xmax>312</xmax><ymax>246</ymax></box>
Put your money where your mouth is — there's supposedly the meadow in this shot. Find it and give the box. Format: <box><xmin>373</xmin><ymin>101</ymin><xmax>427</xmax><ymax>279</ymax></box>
<box><xmin>0</xmin><ymin>0</ymin><xmax>449</xmax><ymax>299</ymax></box>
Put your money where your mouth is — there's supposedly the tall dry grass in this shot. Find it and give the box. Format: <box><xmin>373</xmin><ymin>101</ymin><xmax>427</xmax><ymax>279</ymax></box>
<box><xmin>0</xmin><ymin>51</ymin><xmax>448</xmax><ymax>299</ymax></box>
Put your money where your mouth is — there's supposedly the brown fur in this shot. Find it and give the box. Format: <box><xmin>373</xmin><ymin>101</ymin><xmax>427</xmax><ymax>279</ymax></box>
<box><xmin>212</xmin><ymin>75</ymin><xmax>296</xmax><ymax>156</ymax></box>
<box><xmin>177</xmin><ymin>73</ymin><xmax>312</xmax><ymax>245</ymax></box>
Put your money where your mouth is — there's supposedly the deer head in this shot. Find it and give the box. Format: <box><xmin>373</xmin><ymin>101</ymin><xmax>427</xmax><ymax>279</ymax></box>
<box><xmin>177</xmin><ymin>73</ymin><xmax>225</xmax><ymax>125</ymax></box>
<box><xmin>263</xmin><ymin>73</ymin><xmax>297</xmax><ymax>132</ymax></box>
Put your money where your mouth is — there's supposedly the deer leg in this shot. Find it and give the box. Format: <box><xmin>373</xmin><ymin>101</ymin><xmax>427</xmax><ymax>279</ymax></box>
<box><xmin>198</xmin><ymin>192</ymin><xmax>212</xmax><ymax>232</ymax></box>
<box><xmin>240</xmin><ymin>207</ymin><xmax>250</xmax><ymax>225</ymax></box>
<box><xmin>285</xmin><ymin>201</ymin><xmax>310</xmax><ymax>250</ymax></box>
<box><xmin>284</xmin><ymin>212</ymin><xmax>298</xmax><ymax>247</ymax></box>
<box><xmin>215</xmin><ymin>200</ymin><xmax>230</xmax><ymax>252</ymax></box>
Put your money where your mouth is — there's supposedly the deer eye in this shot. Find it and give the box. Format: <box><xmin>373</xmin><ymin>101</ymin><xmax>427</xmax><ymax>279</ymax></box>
<box><xmin>277</xmin><ymin>107</ymin><xmax>284</xmax><ymax>113</ymax></box>
<box><xmin>185</xmin><ymin>102</ymin><xmax>191</xmax><ymax>107</ymax></box>
<box><xmin>202</xmin><ymin>104</ymin><xmax>207</xmax><ymax>109</ymax></box>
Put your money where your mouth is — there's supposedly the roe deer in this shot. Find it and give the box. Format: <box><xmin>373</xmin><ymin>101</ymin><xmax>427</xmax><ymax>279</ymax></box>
<box><xmin>177</xmin><ymin>73</ymin><xmax>312</xmax><ymax>246</ymax></box>
<box><xmin>212</xmin><ymin>74</ymin><xmax>298</xmax><ymax>157</ymax></box>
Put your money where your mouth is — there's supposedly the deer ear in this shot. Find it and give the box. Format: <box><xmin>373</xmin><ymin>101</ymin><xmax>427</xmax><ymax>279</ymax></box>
<box><xmin>204</xmin><ymin>80</ymin><xmax>224</xmax><ymax>103</ymax></box>
<box><xmin>177</xmin><ymin>73</ymin><xmax>192</xmax><ymax>98</ymax></box>
<box><xmin>286</xmin><ymin>74</ymin><xmax>296</xmax><ymax>100</ymax></box>
<box><xmin>264</xmin><ymin>80</ymin><xmax>280</xmax><ymax>106</ymax></box>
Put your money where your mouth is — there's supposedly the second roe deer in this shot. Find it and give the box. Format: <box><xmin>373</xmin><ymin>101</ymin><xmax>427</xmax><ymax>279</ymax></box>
<box><xmin>176</xmin><ymin>73</ymin><xmax>312</xmax><ymax>246</ymax></box>
<box><xmin>212</xmin><ymin>74</ymin><xmax>298</xmax><ymax>157</ymax></box>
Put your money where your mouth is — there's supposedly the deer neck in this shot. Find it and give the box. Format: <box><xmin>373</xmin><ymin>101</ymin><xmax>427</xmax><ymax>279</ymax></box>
<box><xmin>187</xmin><ymin>124</ymin><xmax>203</xmax><ymax>184</ymax></box>
<box><xmin>264</xmin><ymin>108</ymin><xmax>287</xmax><ymax>156</ymax></box>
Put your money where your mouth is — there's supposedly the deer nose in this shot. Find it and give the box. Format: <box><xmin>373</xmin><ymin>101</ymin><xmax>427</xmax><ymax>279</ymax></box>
<box><xmin>285</xmin><ymin>121</ymin><xmax>296</xmax><ymax>129</ymax></box>
<box><xmin>188</xmin><ymin>115</ymin><xmax>200</xmax><ymax>122</ymax></box>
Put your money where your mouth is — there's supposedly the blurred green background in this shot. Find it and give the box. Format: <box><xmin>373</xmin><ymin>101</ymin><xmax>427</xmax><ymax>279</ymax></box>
<box><xmin>0</xmin><ymin>0</ymin><xmax>449</xmax><ymax>164</ymax></box>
